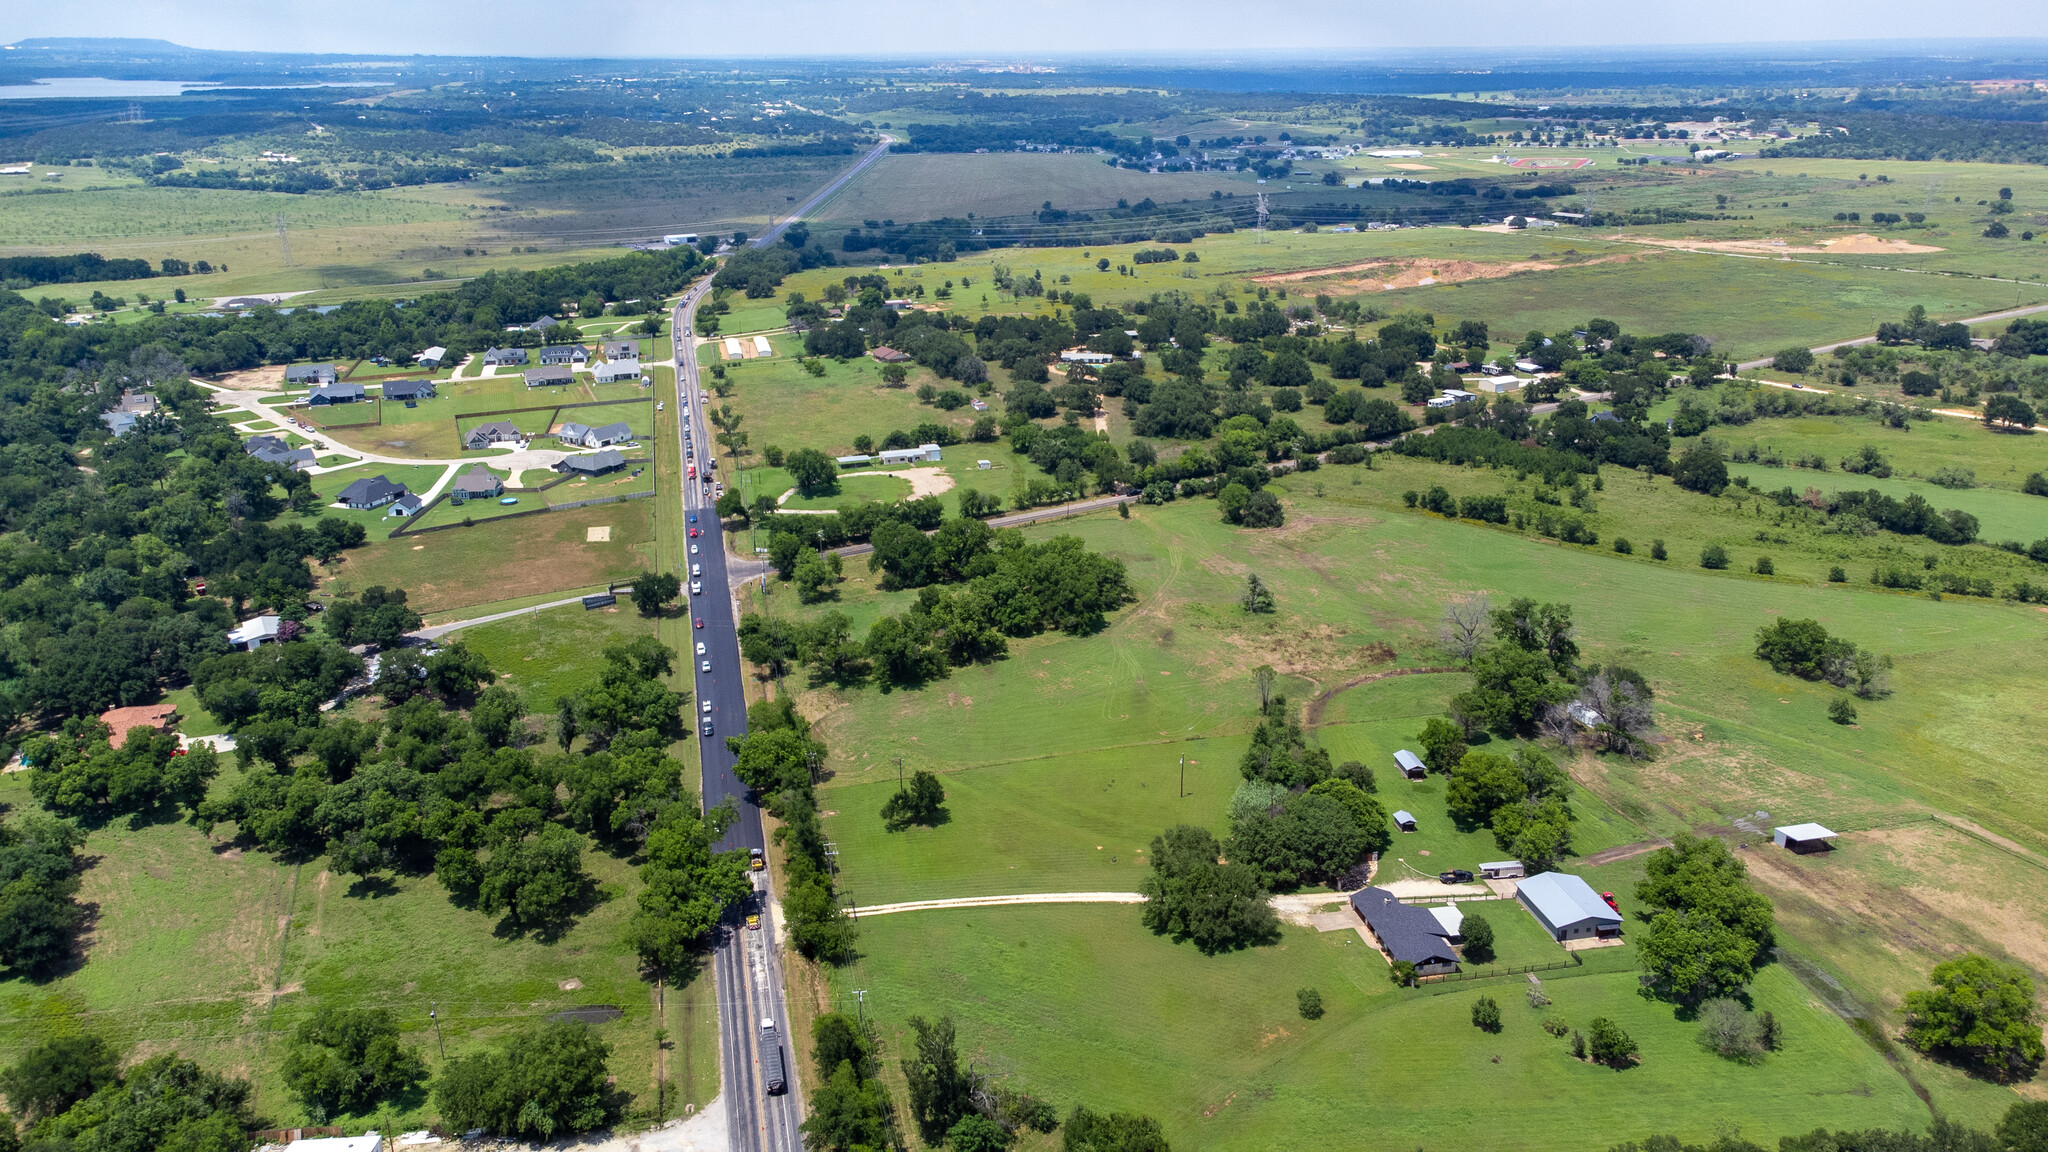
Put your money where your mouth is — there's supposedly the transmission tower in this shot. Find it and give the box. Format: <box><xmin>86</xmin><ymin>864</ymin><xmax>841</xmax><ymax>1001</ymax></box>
<box><xmin>1255</xmin><ymin>192</ymin><xmax>1270</xmax><ymax>243</ymax></box>
<box><xmin>276</xmin><ymin>214</ymin><xmax>292</xmax><ymax>267</ymax></box>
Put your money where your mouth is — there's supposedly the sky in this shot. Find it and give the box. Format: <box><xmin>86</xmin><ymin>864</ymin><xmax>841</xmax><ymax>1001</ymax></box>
<box><xmin>7</xmin><ymin>1</ymin><xmax>2048</xmax><ymax>59</ymax></box>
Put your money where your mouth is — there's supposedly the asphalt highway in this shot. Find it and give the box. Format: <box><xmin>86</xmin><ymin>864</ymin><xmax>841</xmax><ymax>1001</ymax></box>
<box><xmin>666</xmin><ymin>133</ymin><xmax>893</xmax><ymax>1152</ymax></box>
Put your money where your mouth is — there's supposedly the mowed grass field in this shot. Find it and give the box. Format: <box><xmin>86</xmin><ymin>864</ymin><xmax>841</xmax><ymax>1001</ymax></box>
<box><xmin>714</xmin><ymin>351</ymin><xmax>980</xmax><ymax>457</ymax></box>
<box><xmin>759</xmin><ymin>455</ymin><xmax>2048</xmax><ymax>1145</ymax></box>
<box><xmin>321</xmin><ymin>497</ymin><xmax>656</xmax><ymax>615</ymax></box>
<box><xmin>0</xmin><ymin>605</ymin><xmax>719</xmax><ymax>1130</ymax></box>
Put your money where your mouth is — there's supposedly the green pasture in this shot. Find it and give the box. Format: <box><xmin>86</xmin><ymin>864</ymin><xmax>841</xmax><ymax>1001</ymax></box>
<box><xmin>713</xmin><ymin>301</ymin><xmax>787</xmax><ymax>334</ymax></box>
<box><xmin>1695</xmin><ymin>406</ymin><xmax>2048</xmax><ymax>494</ymax></box>
<box><xmin>715</xmin><ymin>353</ymin><xmax>978</xmax><ymax>458</ymax></box>
<box><xmin>323</xmin><ymin>498</ymin><xmax>656</xmax><ymax>615</ymax></box>
<box><xmin>452</xmin><ymin>599</ymin><xmax>664</xmax><ymax>714</ymax></box>
<box><xmin>827</xmin><ymin>906</ymin><xmax>1961</xmax><ymax>1152</ymax></box>
<box><xmin>1725</xmin><ymin>462</ymin><xmax>2048</xmax><ymax>544</ymax></box>
<box><xmin>811</xmin><ymin>151</ymin><xmax>1256</xmax><ymax>232</ymax></box>
<box><xmin>545</xmin><ymin>465</ymin><xmax>654</xmax><ymax>506</ymax></box>
<box><xmin>780</xmin><ymin>471</ymin><xmax>913</xmax><ymax>510</ymax></box>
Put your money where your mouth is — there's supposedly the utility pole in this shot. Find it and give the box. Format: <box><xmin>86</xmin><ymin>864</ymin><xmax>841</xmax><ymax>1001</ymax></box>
<box><xmin>1179</xmin><ymin>754</ymin><xmax>1185</xmax><ymax>798</ymax></box>
<box><xmin>1255</xmin><ymin>192</ymin><xmax>1270</xmax><ymax>243</ymax></box>
<box><xmin>853</xmin><ymin>989</ymin><xmax>867</xmax><ymax>1025</ymax></box>
<box><xmin>276</xmin><ymin>214</ymin><xmax>292</xmax><ymax>268</ymax></box>
<box><xmin>429</xmin><ymin>1003</ymin><xmax>445</xmax><ymax>1059</ymax></box>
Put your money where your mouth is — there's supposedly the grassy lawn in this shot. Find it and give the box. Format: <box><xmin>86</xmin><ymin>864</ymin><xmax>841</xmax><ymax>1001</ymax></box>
<box><xmin>287</xmin><ymin>464</ymin><xmax>451</xmax><ymax>532</ymax></box>
<box><xmin>714</xmin><ymin>301</ymin><xmax>787</xmax><ymax>334</ymax></box>
<box><xmin>826</xmin><ymin>906</ymin><xmax>1947</xmax><ymax>1152</ymax></box>
<box><xmin>545</xmin><ymin>465</ymin><xmax>654</xmax><ymax>506</ymax></box>
<box><xmin>717</xmin><ymin>354</ymin><xmax>979</xmax><ymax>459</ymax></box>
<box><xmin>321</xmin><ymin>499</ymin><xmax>656</xmax><ymax>615</ymax></box>
<box><xmin>778</xmin><ymin>471</ymin><xmax>914</xmax><ymax>511</ymax></box>
<box><xmin>451</xmin><ymin>601</ymin><xmax>662</xmax><ymax>714</ymax></box>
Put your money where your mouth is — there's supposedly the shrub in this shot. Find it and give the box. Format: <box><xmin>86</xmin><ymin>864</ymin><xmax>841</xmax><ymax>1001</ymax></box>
<box><xmin>1828</xmin><ymin>697</ymin><xmax>1858</xmax><ymax>725</ymax></box>
<box><xmin>1928</xmin><ymin>466</ymin><xmax>1976</xmax><ymax>489</ymax></box>
<box><xmin>1612</xmin><ymin>537</ymin><xmax>1633</xmax><ymax>555</ymax></box>
<box><xmin>1828</xmin><ymin>566</ymin><xmax>1847</xmax><ymax>582</ymax></box>
<box><xmin>1650</xmin><ymin>538</ymin><xmax>1667</xmax><ymax>560</ymax></box>
<box><xmin>1696</xmin><ymin>998</ymin><xmax>1765</xmax><ymax>1063</ymax></box>
<box><xmin>1752</xmin><ymin>555</ymin><xmax>1774</xmax><ymax>575</ymax></box>
<box><xmin>1461</xmin><ymin>911</ymin><xmax>1496</xmax><ymax>962</ymax></box>
<box><xmin>1588</xmin><ymin>1017</ymin><xmax>1639</xmax><ymax>1067</ymax></box>
<box><xmin>1296</xmin><ymin>987</ymin><xmax>1325</xmax><ymax>1020</ymax></box>
<box><xmin>1700</xmin><ymin>544</ymin><xmax>1729</xmax><ymax>569</ymax></box>
<box><xmin>2024</xmin><ymin>472</ymin><xmax>2048</xmax><ymax>496</ymax></box>
<box><xmin>1542</xmin><ymin>1016</ymin><xmax>1571</xmax><ymax>1038</ymax></box>
<box><xmin>1472</xmin><ymin>996</ymin><xmax>1502</xmax><ymax>1032</ymax></box>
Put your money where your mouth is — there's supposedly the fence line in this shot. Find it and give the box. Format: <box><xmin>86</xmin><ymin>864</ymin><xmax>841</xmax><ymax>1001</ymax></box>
<box><xmin>387</xmin><ymin>487</ymin><xmax>653</xmax><ymax>538</ymax></box>
<box><xmin>1418</xmin><ymin>954</ymin><xmax>1583</xmax><ymax>985</ymax></box>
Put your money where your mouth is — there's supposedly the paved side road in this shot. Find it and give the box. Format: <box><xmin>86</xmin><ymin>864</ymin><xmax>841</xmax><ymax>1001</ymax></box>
<box><xmin>1734</xmin><ymin>299</ymin><xmax>2048</xmax><ymax>370</ymax></box>
<box><xmin>849</xmin><ymin>892</ymin><xmax>1146</xmax><ymax>918</ymax></box>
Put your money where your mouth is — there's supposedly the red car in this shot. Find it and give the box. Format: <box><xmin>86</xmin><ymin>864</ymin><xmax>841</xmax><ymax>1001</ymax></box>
<box><xmin>688</xmin><ymin>464</ymin><xmax>696</xmax><ymax>479</ymax></box>
<box><xmin>1601</xmin><ymin>891</ymin><xmax>1620</xmax><ymax>912</ymax></box>
<box><xmin>689</xmin><ymin>527</ymin><xmax>700</xmax><ymax>538</ymax></box>
<box><xmin>693</xmin><ymin>617</ymin><xmax>704</xmax><ymax>629</ymax></box>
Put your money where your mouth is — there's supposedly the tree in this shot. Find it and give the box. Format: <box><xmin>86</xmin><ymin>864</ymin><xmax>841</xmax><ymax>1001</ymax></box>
<box><xmin>1445</xmin><ymin>751</ymin><xmax>1522</xmax><ymax>828</ymax></box>
<box><xmin>1296</xmin><ymin>987</ymin><xmax>1324</xmax><ymax>1019</ymax></box>
<box><xmin>1902</xmin><ymin>954</ymin><xmax>2045</xmax><ymax>1081</ymax></box>
<box><xmin>1064</xmin><ymin>1105</ymin><xmax>1171</xmax><ymax>1152</ymax></box>
<box><xmin>738</xmin><ymin>614</ymin><xmax>803</xmax><ymax>679</ymax></box>
<box><xmin>949</xmin><ymin>1114</ymin><xmax>1013</xmax><ymax>1152</ymax></box>
<box><xmin>1673</xmin><ymin>440</ymin><xmax>1728</xmax><ymax>495</ymax></box>
<box><xmin>630</xmin><ymin>570</ymin><xmax>681</xmax><ymax>616</ymax></box>
<box><xmin>880</xmin><ymin>770</ymin><xmax>947</xmax><ymax>830</ymax></box>
<box><xmin>1241</xmin><ymin>573</ymin><xmax>1275</xmax><ymax>614</ymax></box>
<box><xmin>1984</xmin><ymin>393</ymin><xmax>2038</xmax><ymax>431</ymax></box>
<box><xmin>901</xmin><ymin>1015</ymin><xmax>972</xmax><ymax>1144</ymax></box>
<box><xmin>1307</xmin><ymin>778</ymin><xmax>1391</xmax><ymax>856</ymax></box>
<box><xmin>1217</xmin><ymin>482</ymin><xmax>1250</xmax><ymax>524</ymax></box>
<box><xmin>1695</xmin><ymin>998</ymin><xmax>1765</xmax><ymax>1064</ymax></box>
<box><xmin>1997</xmin><ymin>1101</ymin><xmax>2048</xmax><ymax>1152</ymax></box>
<box><xmin>423</xmin><ymin>641</ymin><xmax>497</xmax><ymax>703</ymax></box>
<box><xmin>1139</xmin><ymin>824</ymin><xmax>1279</xmax><ymax>954</ymax></box>
<box><xmin>1240</xmin><ymin>490</ymin><xmax>1285</xmax><ymax>528</ymax></box>
<box><xmin>1634</xmin><ymin>834</ymin><xmax>1775</xmax><ymax>1003</ymax></box>
<box><xmin>784</xmin><ymin>447</ymin><xmax>839</xmax><ymax>497</ymax></box>
<box><xmin>1461</xmin><ymin>912</ymin><xmax>1496</xmax><ymax>963</ymax></box>
<box><xmin>0</xmin><ymin>1033</ymin><xmax>120</xmax><ymax>1122</ymax></box>
<box><xmin>280</xmin><ymin>1007</ymin><xmax>427</xmax><ymax>1119</ymax></box>
<box><xmin>1439</xmin><ymin>595</ymin><xmax>1491</xmax><ymax>660</ymax></box>
<box><xmin>1771</xmin><ymin>347</ymin><xmax>1815</xmax><ymax>373</ymax></box>
<box><xmin>626</xmin><ymin>806</ymin><xmax>751</xmax><ymax>976</ymax></box>
<box><xmin>1700</xmin><ymin>544</ymin><xmax>1729</xmax><ymax>570</ymax></box>
<box><xmin>1472</xmin><ymin>996</ymin><xmax>1502</xmax><ymax>1032</ymax></box>
<box><xmin>323</xmin><ymin>586</ymin><xmax>423</xmax><ymax>648</ymax></box>
<box><xmin>1588</xmin><ymin>1017</ymin><xmax>1638</xmax><ymax>1067</ymax></box>
<box><xmin>432</xmin><ymin>1020</ymin><xmax>619</xmax><ymax>1139</ymax></box>
<box><xmin>1229</xmin><ymin>791</ymin><xmax>1374</xmax><ymax>890</ymax></box>
<box><xmin>794</xmin><ymin>549</ymin><xmax>838</xmax><ymax>603</ymax></box>
<box><xmin>476</xmin><ymin>824</ymin><xmax>586</xmax><ymax>936</ymax></box>
<box><xmin>32</xmin><ymin>1054</ymin><xmax>254</xmax><ymax>1152</ymax></box>
<box><xmin>1828</xmin><ymin>696</ymin><xmax>1858</xmax><ymax>725</ymax></box>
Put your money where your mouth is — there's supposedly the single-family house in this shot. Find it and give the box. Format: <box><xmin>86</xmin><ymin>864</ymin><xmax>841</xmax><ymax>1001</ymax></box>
<box><xmin>381</xmin><ymin>379</ymin><xmax>436</xmax><ymax>402</ymax></box>
<box><xmin>558</xmin><ymin>421</ymin><xmax>634</xmax><ymax>448</ymax></box>
<box><xmin>387</xmin><ymin>493</ymin><xmax>425</xmax><ymax>519</ymax></box>
<box><xmin>1772</xmin><ymin>823</ymin><xmax>1839</xmax><ymax>854</ymax></box>
<box><xmin>415</xmin><ymin>346</ymin><xmax>447</xmax><ymax>368</ymax></box>
<box><xmin>1392</xmin><ymin>809</ymin><xmax>1418</xmax><ymax>832</ymax></box>
<box><xmin>246</xmin><ymin>435</ymin><xmax>316</xmax><ymax>471</ymax></box>
<box><xmin>878</xmin><ymin>443</ymin><xmax>942</xmax><ymax>466</ymax></box>
<box><xmin>337</xmin><ymin>475</ymin><xmax>409</xmax><ymax>510</ymax></box>
<box><xmin>1059</xmin><ymin>349</ymin><xmax>1115</xmax><ymax>364</ymax></box>
<box><xmin>600</xmin><ymin>340</ymin><xmax>639</xmax><ymax>361</ymax></box>
<box><xmin>285</xmin><ymin>363</ymin><xmax>338</xmax><ymax>386</ymax></box>
<box><xmin>556</xmin><ymin>448</ymin><xmax>627</xmax><ymax>474</ymax></box>
<box><xmin>1393</xmin><ymin>750</ymin><xmax>1427</xmax><ymax>780</ymax></box>
<box><xmin>482</xmin><ymin>347</ymin><xmax>529</xmax><ymax>367</ymax></box>
<box><xmin>450</xmin><ymin>466</ymin><xmax>504</xmax><ymax>501</ymax></box>
<box><xmin>465</xmin><ymin>421</ymin><xmax>523</xmax><ymax>450</ymax></box>
<box><xmin>594</xmin><ymin>359</ymin><xmax>642</xmax><ymax>383</ymax></box>
<box><xmin>97</xmin><ymin>702</ymin><xmax>180</xmax><ymax>749</ymax></box>
<box><xmin>1349</xmin><ymin>887</ymin><xmax>1460</xmax><ymax>974</ymax></box>
<box><xmin>1480</xmin><ymin>860</ymin><xmax>1526</xmax><ymax>880</ymax></box>
<box><xmin>539</xmin><ymin>344</ymin><xmax>588</xmax><ymax>365</ymax></box>
<box><xmin>100</xmin><ymin>410</ymin><xmax>142</xmax><ymax>437</ymax></box>
<box><xmin>869</xmin><ymin>346</ymin><xmax>911</xmax><ymax>364</ymax></box>
<box><xmin>531</xmin><ymin>315</ymin><xmax>561</xmax><ymax>332</ymax></box>
<box><xmin>227</xmin><ymin>615</ymin><xmax>283</xmax><ymax>650</ymax></box>
<box><xmin>307</xmin><ymin>381</ymin><xmax>367</xmax><ymax>405</ymax></box>
<box><xmin>1516</xmin><ymin>871</ymin><xmax>1623</xmax><ymax>942</ymax></box>
<box><xmin>524</xmin><ymin>365</ymin><xmax>574</xmax><ymax>389</ymax></box>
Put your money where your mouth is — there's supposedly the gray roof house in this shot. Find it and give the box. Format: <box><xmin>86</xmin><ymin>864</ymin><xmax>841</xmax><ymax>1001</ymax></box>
<box><xmin>451</xmin><ymin>466</ymin><xmax>504</xmax><ymax>500</ymax></box>
<box><xmin>286</xmin><ymin>363</ymin><xmax>338</xmax><ymax>385</ymax></box>
<box><xmin>482</xmin><ymin>347</ymin><xmax>529</xmax><ymax>367</ymax></box>
<box><xmin>1350</xmin><ymin>887</ymin><xmax>1460</xmax><ymax>974</ymax></box>
<box><xmin>465</xmin><ymin>420</ymin><xmax>523</xmax><ymax>450</ymax></box>
<box><xmin>308</xmin><ymin>381</ymin><xmax>367</xmax><ymax>405</ymax></box>
<box><xmin>1516</xmin><ymin>872</ymin><xmax>1623</xmax><ymax>942</ymax></box>
<box><xmin>556</xmin><ymin>448</ymin><xmax>627</xmax><ymax>474</ymax></box>
<box><xmin>593</xmin><ymin>358</ymin><xmax>641</xmax><ymax>383</ymax></box>
<box><xmin>600</xmin><ymin>340</ymin><xmax>640</xmax><ymax>361</ymax></box>
<box><xmin>246</xmin><ymin>435</ymin><xmax>316</xmax><ymax>470</ymax></box>
<box><xmin>524</xmin><ymin>365</ymin><xmax>574</xmax><ymax>388</ymax></box>
<box><xmin>381</xmin><ymin>379</ymin><xmax>436</xmax><ymax>401</ymax></box>
<box><xmin>337</xmin><ymin>475</ymin><xmax>408</xmax><ymax>509</ymax></box>
<box><xmin>559</xmin><ymin>421</ymin><xmax>633</xmax><ymax>449</ymax></box>
<box><xmin>100</xmin><ymin>410</ymin><xmax>142</xmax><ymax>437</ymax></box>
<box><xmin>387</xmin><ymin>493</ymin><xmax>425</xmax><ymax>519</ymax></box>
<box><xmin>538</xmin><ymin>344</ymin><xmax>588</xmax><ymax>365</ymax></box>
<box><xmin>531</xmin><ymin>315</ymin><xmax>561</xmax><ymax>331</ymax></box>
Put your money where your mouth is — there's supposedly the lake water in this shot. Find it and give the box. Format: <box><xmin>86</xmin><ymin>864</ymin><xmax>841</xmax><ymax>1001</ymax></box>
<box><xmin>0</xmin><ymin>77</ymin><xmax>385</xmax><ymax>100</ymax></box>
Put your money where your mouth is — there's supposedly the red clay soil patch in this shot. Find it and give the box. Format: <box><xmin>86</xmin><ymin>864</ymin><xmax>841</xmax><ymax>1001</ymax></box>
<box><xmin>1252</xmin><ymin>254</ymin><xmax>1631</xmax><ymax>291</ymax></box>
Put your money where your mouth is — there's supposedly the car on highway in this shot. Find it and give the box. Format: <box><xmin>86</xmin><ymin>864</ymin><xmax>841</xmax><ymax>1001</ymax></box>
<box><xmin>746</xmin><ymin>913</ymin><xmax>760</xmax><ymax>931</ymax></box>
<box><xmin>750</xmin><ymin>847</ymin><xmax>765</xmax><ymax>871</ymax></box>
<box><xmin>689</xmin><ymin>527</ymin><xmax>700</xmax><ymax>538</ymax></box>
<box><xmin>700</xmin><ymin>719</ymin><xmax>713</xmax><ymax>736</ymax></box>
<box><xmin>687</xmin><ymin>464</ymin><xmax>696</xmax><ymax>479</ymax></box>
<box><xmin>693</xmin><ymin>617</ymin><xmax>704</xmax><ymax>629</ymax></box>
<box><xmin>690</xmin><ymin>580</ymin><xmax>702</xmax><ymax>595</ymax></box>
<box><xmin>690</xmin><ymin>543</ymin><xmax>699</xmax><ymax>554</ymax></box>
<box><xmin>701</xmin><ymin>699</ymin><xmax>712</xmax><ymax>714</ymax></box>
<box><xmin>700</xmin><ymin>659</ymin><xmax>711</xmax><ymax>673</ymax></box>
<box><xmin>696</xmin><ymin>641</ymin><xmax>707</xmax><ymax>655</ymax></box>
<box><xmin>687</xmin><ymin>512</ymin><xmax>696</xmax><ymax>523</ymax></box>
<box><xmin>691</xmin><ymin>563</ymin><xmax>701</xmax><ymax>577</ymax></box>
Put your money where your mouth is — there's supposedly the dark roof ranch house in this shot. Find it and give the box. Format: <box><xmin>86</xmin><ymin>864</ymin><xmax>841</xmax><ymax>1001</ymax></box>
<box><xmin>482</xmin><ymin>347</ymin><xmax>529</xmax><ymax>367</ymax></box>
<box><xmin>337</xmin><ymin>475</ymin><xmax>409</xmax><ymax>510</ymax></box>
<box><xmin>556</xmin><ymin>448</ymin><xmax>627</xmax><ymax>474</ymax></box>
<box><xmin>285</xmin><ymin>363</ymin><xmax>338</xmax><ymax>386</ymax></box>
<box><xmin>1516</xmin><ymin>872</ymin><xmax>1623</xmax><ymax>942</ymax></box>
<box><xmin>1350</xmin><ymin>887</ymin><xmax>1460</xmax><ymax>975</ymax></box>
<box><xmin>524</xmin><ymin>365</ymin><xmax>575</xmax><ymax>388</ymax></box>
<box><xmin>465</xmin><ymin>420</ymin><xmax>523</xmax><ymax>450</ymax></box>
<box><xmin>307</xmin><ymin>381</ymin><xmax>367</xmax><ymax>405</ymax></box>
<box><xmin>381</xmin><ymin>379</ymin><xmax>436</xmax><ymax>401</ymax></box>
<box><xmin>451</xmin><ymin>466</ymin><xmax>505</xmax><ymax>501</ymax></box>
<box><xmin>539</xmin><ymin>344</ymin><xmax>588</xmax><ymax>365</ymax></box>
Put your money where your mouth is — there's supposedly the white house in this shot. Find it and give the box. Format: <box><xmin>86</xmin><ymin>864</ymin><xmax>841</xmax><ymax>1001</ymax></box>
<box><xmin>227</xmin><ymin>615</ymin><xmax>282</xmax><ymax>651</ymax></box>
<box><xmin>878</xmin><ymin>443</ymin><xmax>942</xmax><ymax>466</ymax></box>
<box><xmin>594</xmin><ymin>359</ymin><xmax>641</xmax><ymax>383</ymax></box>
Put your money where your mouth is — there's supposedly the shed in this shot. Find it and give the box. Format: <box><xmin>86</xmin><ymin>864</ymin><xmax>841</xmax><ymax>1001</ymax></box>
<box><xmin>1516</xmin><ymin>871</ymin><xmax>1623</xmax><ymax>942</ymax></box>
<box><xmin>1480</xmin><ymin>860</ymin><xmax>1526</xmax><ymax>880</ymax></box>
<box><xmin>387</xmin><ymin>493</ymin><xmax>425</xmax><ymax>519</ymax></box>
<box><xmin>1349</xmin><ymin>887</ymin><xmax>1459</xmax><ymax>974</ymax></box>
<box><xmin>837</xmin><ymin>454</ymin><xmax>874</xmax><ymax>467</ymax></box>
<box><xmin>1391</xmin><ymin>810</ymin><xmax>1417</xmax><ymax>832</ymax></box>
<box><xmin>1393</xmin><ymin>750</ymin><xmax>1427</xmax><ymax>779</ymax></box>
<box><xmin>1426</xmin><ymin>903</ymin><xmax>1465</xmax><ymax>939</ymax></box>
<box><xmin>283</xmin><ymin>1132</ymin><xmax>383</xmax><ymax>1152</ymax></box>
<box><xmin>752</xmin><ymin>335</ymin><xmax>773</xmax><ymax>356</ymax></box>
<box><xmin>1773</xmin><ymin>823</ymin><xmax>1839</xmax><ymax>854</ymax></box>
<box><xmin>581</xmin><ymin>593</ymin><xmax>617</xmax><ymax>609</ymax></box>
